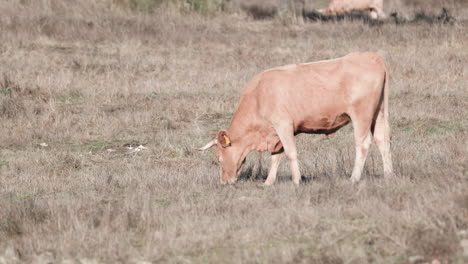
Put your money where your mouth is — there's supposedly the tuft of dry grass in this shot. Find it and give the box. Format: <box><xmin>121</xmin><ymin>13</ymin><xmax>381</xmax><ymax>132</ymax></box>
<box><xmin>0</xmin><ymin>0</ymin><xmax>467</xmax><ymax>263</ymax></box>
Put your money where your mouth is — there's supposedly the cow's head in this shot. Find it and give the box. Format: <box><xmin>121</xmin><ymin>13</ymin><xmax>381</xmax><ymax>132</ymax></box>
<box><xmin>197</xmin><ymin>130</ymin><xmax>245</xmax><ymax>184</ymax></box>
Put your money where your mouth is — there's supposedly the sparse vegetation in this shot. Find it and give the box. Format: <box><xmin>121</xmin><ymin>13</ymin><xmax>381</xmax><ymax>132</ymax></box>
<box><xmin>0</xmin><ymin>0</ymin><xmax>467</xmax><ymax>263</ymax></box>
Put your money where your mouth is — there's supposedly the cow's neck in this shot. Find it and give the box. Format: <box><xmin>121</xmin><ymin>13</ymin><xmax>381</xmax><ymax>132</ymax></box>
<box><xmin>227</xmin><ymin>115</ymin><xmax>256</xmax><ymax>151</ymax></box>
<box><xmin>227</xmin><ymin>103</ymin><xmax>265</xmax><ymax>164</ymax></box>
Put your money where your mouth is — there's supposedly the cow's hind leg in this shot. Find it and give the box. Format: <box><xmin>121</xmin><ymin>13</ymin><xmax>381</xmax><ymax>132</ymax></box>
<box><xmin>350</xmin><ymin>119</ymin><xmax>373</xmax><ymax>183</ymax></box>
<box><xmin>274</xmin><ymin>124</ymin><xmax>301</xmax><ymax>185</ymax></box>
<box><xmin>372</xmin><ymin>108</ymin><xmax>393</xmax><ymax>178</ymax></box>
<box><xmin>264</xmin><ymin>152</ymin><xmax>284</xmax><ymax>186</ymax></box>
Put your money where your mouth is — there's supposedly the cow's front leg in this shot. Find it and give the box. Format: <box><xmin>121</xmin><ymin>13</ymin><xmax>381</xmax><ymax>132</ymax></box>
<box><xmin>264</xmin><ymin>152</ymin><xmax>284</xmax><ymax>186</ymax></box>
<box><xmin>274</xmin><ymin>124</ymin><xmax>301</xmax><ymax>185</ymax></box>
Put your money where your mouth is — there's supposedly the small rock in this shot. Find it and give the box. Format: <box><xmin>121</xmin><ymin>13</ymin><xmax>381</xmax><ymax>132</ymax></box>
<box><xmin>132</xmin><ymin>261</ymin><xmax>152</xmax><ymax>264</ymax></box>
<box><xmin>61</xmin><ymin>259</ymin><xmax>78</xmax><ymax>264</ymax></box>
<box><xmin>4</xmin><ymin>246</ymin><xmax>20</xmax><ymax>261</ymax></box>
<box><xmin>408</xmin><ymin>255</ymin><xmax>424</xmax><ymax>263</ymax></box>
<box><xmin>0</xmin><ymin>256</ymin><xmax>8</xmax><ymax>264</ymax></box>
<box><xmin>39</xmin><ymin>142</ymin><xmax>48</xmax><ymax>147</ymax></box>
<box><xmin>458</xmin><ymin>230</ymin><xmax>468</xmax><ymax>238</ymax></box>
<box><xmin>32</xmin><ymin>251</ymin><xmax>55</xmax><ymax>264</ymax></box>
<box><xmin>461</xmin><ymin>239</ymin><xmax>468</xmax><ymax>256</ymax></box>
<box><xmin>127</xmin><ymin>145</ymin><xmax>147</xmax><ymax>154</ymax></box>
<box><xmin>431</xmin><ymin>259</ymin><xmax>441</xmax><ymax>264</ymax></box>
<box><xmin>78</xmin><ymin>258</ymin><xmax>100</xmax><ymax>264</ymax></box>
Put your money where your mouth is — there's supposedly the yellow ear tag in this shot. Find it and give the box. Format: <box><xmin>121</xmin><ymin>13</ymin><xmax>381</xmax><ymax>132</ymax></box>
<box><xmin>223</xmin><ymin>135</ymin><xmax>231</xmax><ymax>145</ymax></box>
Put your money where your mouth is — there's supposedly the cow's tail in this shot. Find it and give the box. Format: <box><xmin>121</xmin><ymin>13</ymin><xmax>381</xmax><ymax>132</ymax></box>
<box><xmin>383</xmin><ymin>69</ymin><xmax>390</xmax><ymax>135</ymax></box>
<box><xmin>380</xmin><ymin>67</ymin><xmax>393</xmax><ymax>177</ymax></box>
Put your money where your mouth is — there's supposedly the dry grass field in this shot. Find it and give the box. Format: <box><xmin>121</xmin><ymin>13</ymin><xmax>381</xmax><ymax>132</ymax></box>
<box><xmin>0</xmin><ymin>0</ymin><xmax>467</xmax><ymax>263</ymax></box>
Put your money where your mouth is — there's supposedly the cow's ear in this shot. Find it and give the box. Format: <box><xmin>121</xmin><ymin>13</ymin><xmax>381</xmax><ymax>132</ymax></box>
<box><xmin>217</xmin><ymin>130</ymin><xmax>231</xmax><ymax>148</ymax></box>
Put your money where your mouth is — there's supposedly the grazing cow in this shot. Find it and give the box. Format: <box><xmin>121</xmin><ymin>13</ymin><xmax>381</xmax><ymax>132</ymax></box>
<box><xmin>198</xmin><ymin>52</ymin><xmax>393</xmax><ymax>185</ymax></box>
<box><xmin>321</xmin><ymin>0</ymin><xmax>386</xmax><ymax>19</ymax></box>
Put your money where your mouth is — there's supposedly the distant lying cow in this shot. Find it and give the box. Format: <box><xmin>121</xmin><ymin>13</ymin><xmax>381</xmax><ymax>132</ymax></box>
<box><xmin>321</xmin><ymin>0</ymin><xmax>386</xmax><ymax>19</ymax></box>
<box><xmin>198</xmin><ymin>52</ymin><xmax>393</xmax><ymax>185</ymax></box>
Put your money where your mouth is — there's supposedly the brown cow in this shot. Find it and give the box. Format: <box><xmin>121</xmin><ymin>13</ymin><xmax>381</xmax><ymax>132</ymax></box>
<box><xmin>198</xmin><ymin>52</ymin><xmax>393</xmax><ymax>185</ymax></box>
<box><xmin>321</xmin><ymin>0</ymin><xmax>385</xmax><ymax>19</ymax></box>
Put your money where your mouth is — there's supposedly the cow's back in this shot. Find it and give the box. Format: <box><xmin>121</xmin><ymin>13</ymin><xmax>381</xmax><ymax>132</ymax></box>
<box><xmin>328</xmin><ymin>0</ymin><xmax>383</xmax><ymax>12</ymax></box>
<box><xmin>249</xmin><ymin>52</ymin><xmax>386</xmax><ymax>133</ymax></box>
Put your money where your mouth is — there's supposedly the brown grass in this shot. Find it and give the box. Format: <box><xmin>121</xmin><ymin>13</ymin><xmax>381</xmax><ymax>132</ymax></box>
<box><xmin>0</xmin><ymin>0</ymin><xmax>467</xmax><ymax>263</ymax></box>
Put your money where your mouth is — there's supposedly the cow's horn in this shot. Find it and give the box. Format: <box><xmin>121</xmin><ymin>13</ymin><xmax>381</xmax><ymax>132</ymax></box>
<box><xmin>196</xmin><ymin>139</ymin><xmax>218</xmax><ymax>151</ymax></box>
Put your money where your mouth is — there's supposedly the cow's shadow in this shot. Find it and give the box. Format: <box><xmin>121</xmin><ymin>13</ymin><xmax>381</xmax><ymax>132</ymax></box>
<box><xmin>304</xmin><ymin>10</ymin><xmax>381</xmax><ymax>24</ymax></box>
<box><xmin>389</xmin><ymin>8</ymin><xmax>455</xmax><ymax>25</ymax></box>
<box><xmin>303</xmin><ymin>8</ymin><xmax>455</xmax><ymax>25</ymax></box>
<box><xmin>238</xmin><ymin>158</ymin><xmax>316</xmax><ymax>184</ymax></box>
<box><xmin>238</xmin><ymin>160</ymin><xmax>268</xmax><ymax>182</ymax></box>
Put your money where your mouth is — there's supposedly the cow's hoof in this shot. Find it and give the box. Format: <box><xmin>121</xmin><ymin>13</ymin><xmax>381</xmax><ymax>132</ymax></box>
<box><xmin>263</xmin><ymin>181</ymin><xmax>275</xmax><ymax>187</ymax></box>
<box><xmin>350</xmin><ymin>177</ymin><xmax>360</xmax><ymax>184</ymax></box>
